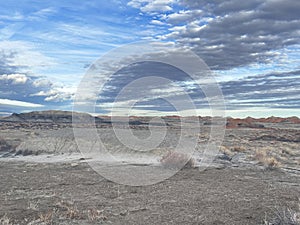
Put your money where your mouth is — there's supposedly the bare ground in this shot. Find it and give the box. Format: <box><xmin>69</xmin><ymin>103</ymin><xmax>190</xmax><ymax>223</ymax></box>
<box><xmin>0</xmin><ymin>160</ymin><xmax>299</xmax><ymax>225</ymax></box>
<box><xmin>0</xmin><ymin>118</ymin><xmax>300</xmax><ymax>224</ymax></box>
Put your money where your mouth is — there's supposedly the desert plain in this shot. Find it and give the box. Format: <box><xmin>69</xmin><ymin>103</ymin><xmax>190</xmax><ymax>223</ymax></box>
<box><xmin>0</xmin><ymin>110</ymin><xmax>299</xmax><ymax>225</ymax></box>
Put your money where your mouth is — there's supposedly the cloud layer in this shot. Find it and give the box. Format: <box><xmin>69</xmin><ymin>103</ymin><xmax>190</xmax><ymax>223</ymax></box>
<box><xmin>0</xmin><ymin>47</ymin><xmax>73</xmax><ymax>113</ymax></box>
<box><xmin>221</xmin><ymin>70</ymin><xmax>300</xmax><ymax>110</ymax></box>
<box><xmin>128</xmin><ymin>0</ymin><xmax>300</xmax><ymax>70</ymax></box>
<box><xmin>0</xmin><ymin>0</ymin><xmax>299</xmax><ymax>116</ymax></box>
<box><xmin>94</xmin><ymin>61</ymin><xmax>299</xmax><ymax>114</ymax></box>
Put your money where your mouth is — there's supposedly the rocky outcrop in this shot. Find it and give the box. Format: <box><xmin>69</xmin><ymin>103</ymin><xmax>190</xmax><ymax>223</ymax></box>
<box><xmin>226</xmin><ymin>116</ymin><xmax>300</xmax><ymax>129</ymax></box>
<box><xmin>226</xmin><ymin>117</ymin><xmax>265</xmax><ymax>129</ymax></box>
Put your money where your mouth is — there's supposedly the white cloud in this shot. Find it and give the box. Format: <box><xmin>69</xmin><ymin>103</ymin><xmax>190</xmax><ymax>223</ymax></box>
<box><xmin>31</xmin><ymin>85</ymin><xmax>75</xmax><ymax>102</ymax></box>
<box><xmin>128</xmin><ymin>0</ymin><xmax>175</xmax><ymax>13</ymax></box>
<box><xmin>0</xmin><ymin>12</ymin><xmax>24</xmax><ymax>21</ymax></box>
<box><xmin>0</xmin><ymin>98</ymin><xmax>44</xmax><ymax>108</ymax></box>
<box><xmin>28</xmin><ymin>7</ymin><xmax>57</xmax><ymax>20</ymax></box>
<box><xmin>0</xmin><ymin>24</ymin><xmax>25</xmax><ymax>40</ymax></box>
<box><xmin>164</xmin><ymin>10</ymin><xmax>203</xmax><ymax>24</ymax></box>
<box><xmin>150</xmin><ymin>20</ymin><xmax>166</xmax><ymax>26</ymax></box>
<box><xmin>127</xmin><ymin>0</ymin><xmax>149</xmax><ymax>8</ymax></box>
<box><xmin>0</xmin><ymin>74</ymin><xmax>28</xmax><ymax>84</ymax></box>
<box><xmin>0</xmin><ymin>41</ymin><xmax>55</xmax><ymax>72</ymax></box>
<box><xmin>32</xmin><ymin>78</ymin><xmax>52</xmax><ymax>88</ymax></box>
<box><xmin>169</xmin><ymin>25</ymin><xmax>187</xmax><ymax>32</ymax></box>
<box><xmin>141</xmin><ymin>4</ymin><xmax>172</xmax><ymax>13</ymax></box>
<box><xmin>31</xmin><ymin>23</ymin><xmax>136</xmax><ymax>49</ymax></box>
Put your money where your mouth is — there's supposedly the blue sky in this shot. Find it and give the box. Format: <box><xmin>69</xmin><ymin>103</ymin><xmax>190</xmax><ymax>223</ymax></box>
<box><xmin>0</xmin><ymin>0</ymin><xmax>299</xmax><ymax>117</ymax></box>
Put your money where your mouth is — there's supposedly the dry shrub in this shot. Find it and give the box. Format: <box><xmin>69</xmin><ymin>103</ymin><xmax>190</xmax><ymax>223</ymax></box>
<box><xmin>66</xmin><ymin>206</ymin><xmax>81</xmax><ymax>219</ymax></box>
<box><xmin>160</xmin><ymin>151</ymin><xmax>195</xmax><ymax>169</ymax></box>
<box><xmin>38</xmin><ymin>211</ymin><xmax>54</xmax><ymax>224</ymax></box>
<box><xmin>56</xmin><ymin>200</ymin><xmax>83</xmax><ymax>219</ymax></box>
<box><xmin>255</xmin><ymin>149</ymin><xmax>267</xmax><ymax>160</ymax></box>
<box><xmin>231</xmin><ymin>146</ymin><xmax>246</xmax><ymax>152</ymax></box>
<box><xmin>267</xmin><ymin>157</ymin><xmax>281</xmax><ymax>168</ymax></box>
<box><xmin>0</xmin><ymin>138</ymin><xmax>16</xmax><ymax>152</ymax></box>
<box><xmin>87</xmin><ymin>209</ymin><xmax>107</xmax><ymax>222</ymax></box>
<box><xmin>220</xmin><ymin>146</ymin><xmax>234</xmax><ymax>156</ymax></box>
<box><xmin>254</xmin><ymin>149</ymin><xmax>280</xmax><ymax>168</ymax></box>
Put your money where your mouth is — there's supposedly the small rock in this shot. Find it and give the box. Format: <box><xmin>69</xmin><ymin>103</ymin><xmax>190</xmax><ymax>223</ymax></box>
<box><xmin>71</xmin><ymin>162</ymin><xmax>79</xmax><ymax>167</ymax></box>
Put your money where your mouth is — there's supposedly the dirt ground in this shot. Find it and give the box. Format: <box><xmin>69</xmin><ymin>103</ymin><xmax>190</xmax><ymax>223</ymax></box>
<box><xmin>0</xmin><ymin>160</ymin><xmax>299</xmax><ymax>225</ymax></box>
<box><xmin>0</xmin><ymin>116</ymin><xmax>300</xmax><ymax>224</ymax></box>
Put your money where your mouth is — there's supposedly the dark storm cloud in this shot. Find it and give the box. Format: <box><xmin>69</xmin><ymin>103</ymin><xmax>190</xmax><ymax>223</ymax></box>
<box><xmin>160</xmin><ymin>0</ymin><xmax>300</xmax><ymax>69</ymax></box>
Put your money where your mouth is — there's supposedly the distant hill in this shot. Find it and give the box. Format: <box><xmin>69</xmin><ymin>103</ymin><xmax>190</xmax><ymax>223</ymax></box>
<box><xmin>1</xmin><ymin>111</ymin><xmax>299</xmax><ymax>128</ymax></box>
<box><xmin>226</xmin><ymin>116</ymin><xmax>300</xmax><ymax>128</ymax></box>
<box><xmin>1</xmin><ymin>110</ymin><xmax>93</xmax><ymax>123</ymax></box>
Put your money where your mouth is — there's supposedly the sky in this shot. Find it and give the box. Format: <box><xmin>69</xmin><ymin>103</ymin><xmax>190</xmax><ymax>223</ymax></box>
<box><xmin>0</xmin><ymin>0</ymin><xmax>299</xmax><ymax>117</ymax></box>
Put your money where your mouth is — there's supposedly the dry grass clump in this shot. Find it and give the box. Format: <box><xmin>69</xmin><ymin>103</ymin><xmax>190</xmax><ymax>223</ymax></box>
<box><xmin>0</xmin><ymin>214</ymin><xmax>13</xmax><ymax>225</ymax></box>
<box><xmin>160</xmin><ymin>151</ymin><xmax>195</xmax><ymax>169</ymax></box>
<box><xmin>263</xmin><ymin>202</ymin><xmax>300</xmax><ymax>225</ymax></box>
<box><xmin>231</xmin><ymin>145</ymin><xmax>247</xmax><ymax>152</ymax></box>
<box><xmin>254</xmin><ymin>149</ymin><xmax>280</xmax><ymax>168</ymax></box>
<box><xmin>38</xmin><ymin>210</ymin><xmax>54</xmax><ymax>224</ymax></box>
<box><xmin>220</xmin><ymin>146</ymin><xmax>234</xmax><ymax>156</ymax></box>
<box><xmin>56</xmin><ymin>200</ymin><xmax>83</xmax><ymax>219</ymax></box>
<box><xmin>220</xmin><ymin>145</ymin><xmax>247</xmax><ymax>157</ymax></box>
<box><xmin>87</xmin><ymin>208</ymin><xmax>107</xmax><ymax>222</ymax></box>
<box><xmin>0</xmin><ymin>138</ymin><xmax>16</xmax><ymax>152</ymax></box>
<box><xmin>2</xmin><ymin>199</ymin><xmax>108</xmax><ymax>224</ymax></box>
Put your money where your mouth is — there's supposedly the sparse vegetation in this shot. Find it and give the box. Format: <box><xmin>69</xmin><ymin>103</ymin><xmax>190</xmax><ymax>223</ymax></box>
<box><xmin>0</xmin><ymin>138</ymin><xmax>17</xmax><ymax>153</ymax></box>
<box><xmin>11</xmin><ymin>201</ymin><xmax>108</xmax><ymax>224</ymax></box>
<box><xmin>254</xmin><ymin>149</ymin><xmax>281</xmax><ymax>168</ymax></box>
<box><xmin>46</xmin><ymin>137</ymin><xmax>76</xmax><ymax>154</ymax></box>
<box><xmin>263</xmin><ymin>202</ymin><xmax>300</xmax><ymax>225</ymax></box>
<box><xmin>231</xmin><ymin>145</ymin><xmax>247</xmax><ymax>152</ymax></box>
<box><xmin>0</xmin><ymin>138</ymin><xmax>10</xmax><ymax>152</ymax></box>
<box><xmin>38</xmin><ymin>210</ymin><xmax>54</xmax><ymax>224</ymax></box>
<box><xmin>87</xmin><ymin>208</ymin><xmax>107</xmax><ymax>222</ymax></box>
<box><xmin>56</xmin><ymin>200</ymin><xmax>83</xmax><ymax>219</ymax></box>
<box><xmin>1</xmin><ymin>111</ymin><xmax>300</xmax><ymax>224</ymax></box>
<box><xmin>15</xmin><ymin>136</ymin><xmax>77</xmax><ymax>156</ymax></box>
<box><xmin>27</xmin><ymin>200</ymin><xmax>39</xmax><ymax>211</ymax></box>
<box><xmin>0</xmin><ymin>214</ymin><xmax>12</xmax><ymax>225</ymax></box>
<box><xmin>220</xmin><ymin>145</ymin><xmax>234</xmax><ymax>156</ymax></box>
